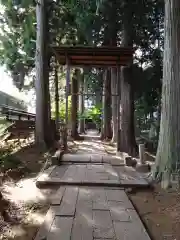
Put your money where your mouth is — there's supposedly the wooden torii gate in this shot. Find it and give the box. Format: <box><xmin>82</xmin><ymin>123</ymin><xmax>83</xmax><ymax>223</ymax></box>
<box><xmin>51</xmin><ymin>46</ymin><xmax>133</xmax><ymax>151</ymax></box>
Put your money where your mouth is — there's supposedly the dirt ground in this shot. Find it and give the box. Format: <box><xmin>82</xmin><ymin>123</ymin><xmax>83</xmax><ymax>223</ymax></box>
<box><xmin>129</xmin><ymin>185</ymin><xmax>180</xmax><ymax>240</ymax></box>
<box><xmin>0</xmin><ymin>142</ymin><xmax>57</xmax><ymax>240</ymax></box>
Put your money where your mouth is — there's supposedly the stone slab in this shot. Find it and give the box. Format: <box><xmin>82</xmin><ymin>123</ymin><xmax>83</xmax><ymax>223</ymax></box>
<box><xmin>55</xmin><ymin>187</ymin><xmax>78</xmax><ymax>216</ymax></box>
<box><xmin>106</xmin><ymin>189</ymin><xmax>134</xmax><ymax>209</ymax></box>
<box><xmin>92</xmin><ymin>188</ymin><xmax>108</xmax><ymax>210</ymax></box>
<box><xmin>36</xmin><ymin>178</ymin><xmax>122</xmax><ymax>188</ymax></box>
<box><xmin>50</xmin><ymin>165</ymin><xmax>69</xmax><ymax>178</ymax></box>
<box><xmin>103</xmin><ymin>155</ymin><xmax>124</xmax><ymax>166</ymax></box>
<box><xmin>113</xmin><ymin>221</ymin><xmax>151</xmax><ymax>240</ymax></box>
<box><xmin>48</xmin><ymin>216</ymin><xmax>73</xmax><ymax>240</ymax></box>
<box><xmin>106</xmin><ymin>189</ymin><xmax>131</xmax><ymax>202</ymax></box>
<box><xmin>62</xmin><ymin>153</ymin><xmax>91</xmax><ymax>162</ymax></box>
<box><xmin>36</xmin><ymin>179</ymin><xmax>150</xmax><ymax>189</ymax></box>
<box><xmin>34</xmin><ymin>206</ymin><xmax>56</xmax><ymax>240</ymax></box>
<box><xmin>60</xmin><ymin>165</ymin><xmax>79</xmax><ymax>181</ymax></box>
<box><xmin>109</xmin><ymin>201</ymin><xmax>131</xmax><ymax>222</ymax></box>
<box><xmin>93</xmin><ymin>210</ymin><xmax>115</xmax><ymax>239</ymax></box>
<box><xmin>36</xmin><ymin>165</ymin><xmax>56</xmax><ymax>182</ymax></box>
<box><xmin>114</xmin><ymin>166</ymin><xmax>149</xmax><ymax>186</ymax></box>
<box><xmin>71</xmin><ymin>188</ymin><xmax>93</xmax><ymax>240</ymax></box>
<box><xmin>108</xmin><ymin>199</ymin><xmax>134</xmax><ymax>210</ymax></box>
<box><xmin>51</xmin><ymin>186</ymin><xmax>66</xmax><ymax>205</ymax></box>
<box><xmin>103</xmin><ymin>163</ymin><xmax>120</xmax><ymax>180</ymax></box>
<box><xmin>90</xmin><ymin>154</ymin><xmax>103</xmax><ymax>163</ymax></box>
<box><xmin>71</xmin><ymin>215</ymin><xmax>93</xmax><ymax>240</ymax></box>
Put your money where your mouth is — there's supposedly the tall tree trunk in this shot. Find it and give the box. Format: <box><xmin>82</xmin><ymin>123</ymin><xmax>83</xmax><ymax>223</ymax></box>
<box><xmin>120</xmin><ymin>67</ymin><xmax>136</xmax><ymax>155</ymax></box>
<box><xmin>35</xmin><ymin>0</ymin><xmax>44</xmax><ymax>146</ymax></box>
<box><xmin>35</xmin><ymin>0</ymin><xmax>52</xmax><ymax>147</ymax></box>
<box><xmin>79</xmin><ymin>72</ymin><xmax>85</xmax><ymax>133</ymax></box>
<box><xmin>156</xmin><ymin>99</ymin><xmax>161</xmax><ymax>139</ymax></box>
<box><xmin>119</xmin><ymin>1</ymin><xmax>136</xmax><ymax>156</ymax></box>
<box><xmin>71</xmin><ymin>69</ymin><xmax>79</xmax><ymax>139</ymax></box>
<box><xmin>109</xmin><ymin>1</ymin><xmax>118</xmax><ymax>143</ymax></box>
<box><xmin>153</xmin><ymin>0</ymin><xmax>180</xmax><ymax>188</ymax></box>
<box><xmin>44</xmin><ymin>56</ymin><xmax>54</xmax><ymax>146</ymax></box>
<box><xmin>101</xmin><ymin>69</ymin><xmax>112</xmax><ymax>140</ymax></box>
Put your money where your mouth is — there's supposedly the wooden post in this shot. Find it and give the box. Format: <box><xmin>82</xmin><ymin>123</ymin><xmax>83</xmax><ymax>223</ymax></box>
<box><xmin>79</xmin><ymin>72</ymin><xmax>85</xmax><ymax>133</ymax></box>
<box><xmin>139</xmin><ymin>143</ymin><xmax>145</xmax><ymax>164</ymax></box>
<box><xmin>117</xmin><ymin>66</ymin><xmax>121</xmax><ymax>152</ymax></box>
<box><xmin>64</xmin><ymin>57</ymin><xmax>70</xmax><ymax>150</ymax></box>
<box><xmin>54</xmin><ymin>63</ymin><xmax>59</xmax><ymax>130</ymax></box>
<box><xmin>71</xmin><ymin>69</ymin><xmax>79</xmax><ymax>139</ymax></box>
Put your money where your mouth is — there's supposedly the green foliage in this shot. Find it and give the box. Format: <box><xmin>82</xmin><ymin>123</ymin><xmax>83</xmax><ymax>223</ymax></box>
<box><xmin>83</xmin><ymin>105</ymin><xmax>102</xmax><ymax>128</ymax></box>
<box><xmin>134</xmin><ymin>48</ymin><xmax>163</xmax><ymax>116</ymax></box>
<box><xmin>51</xmin><ymin>96</ymin><xmax>72</xmax><ymax>122</ymax></box>
<box><xmin>0</xmin><ymin>0</ymin><xmax>36</xmax><ymax>89</ymax></box>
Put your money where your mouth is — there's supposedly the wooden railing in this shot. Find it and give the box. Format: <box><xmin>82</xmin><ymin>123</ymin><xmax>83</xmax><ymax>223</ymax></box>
<box><xmin>0</xmin><ymin>105</ymin><xmax>35</xmax><ymax>121</ymax></box>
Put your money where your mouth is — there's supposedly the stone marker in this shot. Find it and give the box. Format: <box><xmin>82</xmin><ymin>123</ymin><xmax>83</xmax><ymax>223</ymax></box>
<box><xmin>139</xmin><ymin>144</ymin><xmax>145</xmax><ymax>165</ymax></box>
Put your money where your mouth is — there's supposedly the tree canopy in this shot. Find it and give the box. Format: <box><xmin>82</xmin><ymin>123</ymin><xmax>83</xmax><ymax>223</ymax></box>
<box><xmin>0</xmin><ymin>0</ymin><xmax>166</xmax><ymax>172</ymax></box>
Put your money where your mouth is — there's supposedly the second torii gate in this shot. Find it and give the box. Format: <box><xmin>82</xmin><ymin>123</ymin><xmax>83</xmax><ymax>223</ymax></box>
<box><xmin>51</xmin><ymin>45</ymin><xmax>134</xmax><ymax>151</ymax></box>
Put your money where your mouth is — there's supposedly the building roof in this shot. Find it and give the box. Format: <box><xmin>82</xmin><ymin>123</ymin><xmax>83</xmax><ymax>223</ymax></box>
<box><xmin>0</xmin><ymin>91</ymin><xmax>27</xmax><ymax>110</ymax></box>
<box><xmin>51</xmin><ymin>46</ymin><xmax>133</xmax><ymax>67</ymax></box>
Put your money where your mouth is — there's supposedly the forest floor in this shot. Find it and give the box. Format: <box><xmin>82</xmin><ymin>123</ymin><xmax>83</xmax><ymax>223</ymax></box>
<box><xmin>129</xmin><ymin>186</ymin><xmax>180</xmax><ymax>240</ymax></box>
<box><xmin>103</xmin><ymin>142</ymin><xmax>180</xmax><ymax>240</ymax></box>
<box><xmin>0</xmin><ymin>139</ymin><xmax>58</xmax><ymax>240</ymax></box>
<box><xmin>1</xmin><ymin>138</ymin><xmax>180</xmax><ymax>240</ymax></box>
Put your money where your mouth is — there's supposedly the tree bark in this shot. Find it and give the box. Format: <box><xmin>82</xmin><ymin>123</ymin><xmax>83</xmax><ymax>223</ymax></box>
<box><xmin>119</xmin><ymin>1</ymin><xmax>136</xmax><ymax>156</ymax></box>
<box><xmin>109</xmin><ymin>1</ymin><xmax>118</xmax><ymax>143</ymax></box>
<box><xmin>44</xmin><ymin>56</ymin><xmax>54</xmax><ymax>146</ymax></box>
<box><xmin>35</xmin><ymin>0</ymin><xmax>48</xmax><ymax>146</ymax></box>
<box><xmin>120</xmin><ymin>66</ymin><xmax>136</xmax><ymax>156</ymax></box>
<box><xmin>153</xmin><ymin>0</ymin><xmax>180</xmax><ymax>188</ymax></box>
<box><xmin>71</xmin><ymin>69</ymin><xmax>79</xmax><ymax>139</ymax></box>
<box><xmin>156</xmin><ymin>99</ymin><xmax>161</xmax><ymax>139</ymax></box>
<box><xmin>101</xmin><ymin>69</ymin><xmax>112</xmax><ymax>140</ymax></box>
<box><xmin>35</xmin><ymin>0</ymin><xmax>53</xmax><ymax>147</ymax></box>
<box><xmin>79</xmin><ymin>72</ymin><xmax>85</xmax><ymax>133</ymax></box>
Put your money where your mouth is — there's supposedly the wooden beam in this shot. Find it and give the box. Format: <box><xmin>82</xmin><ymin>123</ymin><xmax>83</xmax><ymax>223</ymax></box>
<box><xmin>50</xmin><ymin>46</ymin><xmax>134</xmax><ymax>67</ymax></box>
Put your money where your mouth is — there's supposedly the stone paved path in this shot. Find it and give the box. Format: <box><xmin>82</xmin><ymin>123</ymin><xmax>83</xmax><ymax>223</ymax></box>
<box><xmin>35</xmin><ymin>131</ymin><xmax>151</xmax><ymax>239</ymax></box>
<box><xmin>35</xmin><ymin>186</ymin><xmax>151</xmax><ymax>240</ymax></box>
